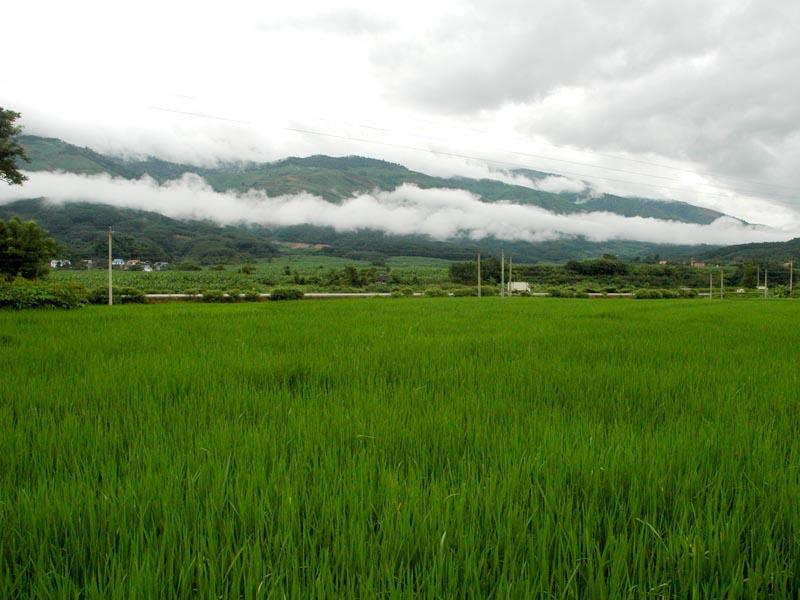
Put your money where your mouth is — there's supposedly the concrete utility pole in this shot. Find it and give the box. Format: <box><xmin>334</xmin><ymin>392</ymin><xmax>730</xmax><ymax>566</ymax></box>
<box><xmin>508</xmin><ymin>255</ymin><xmax>513</xmax><ymax>294</ymax></box>
<box><xmin>764</xmin><ymin>269</ymin><xmax>768</xmax><ymax>299</ymax></box>
<box><xmin>757</xmin><ymin>264</ymin><xmax>760</xmax><ymax>289</ymax></box>
<box><xmin>500</xmin><ymin>250</ymin><xmax>505</xmax><ymax>298</ymax></box>
<box><xmin>790</xmin><ymin>261</ymin><xmax>794</xmax><ymax>294</ymax></box>
<box><xmin>108</xmin><ymin>227</ymin><xmax>113</xmax><ymax>306</ymax></box>
<box><xmin>720</xmin><ymin>269</ymin><xmax>724</xmax><ymax>299</ymax></box>
<box><xmin>477</xmin><ymin>252</ymin><xmax>481</xmax><ymax>298</ymax></box>
<box><xmin>709</xmin><ymin>272</ymin><xmax>713</xmax><ymax>299</ymax></box>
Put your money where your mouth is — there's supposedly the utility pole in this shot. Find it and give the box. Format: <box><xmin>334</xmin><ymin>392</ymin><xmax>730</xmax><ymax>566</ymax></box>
<box><xmin>500</xmin><ymin>250</ymin><xmax>505</xmax><ymax>298</ymax></box>
<box><xmin>764</xmin><ymin>269</ymin><xmax>768</xmax><ymax>299</ymax></box>
<box><xmin>720</xmin><ymin>268</ymin><xmax>724</xmax><ymax>299</ymax></box>
<box><xmin>757</xmin><ymin>264</ymin><xmax>760</xmax><ymax>290</ymax></box>
<box><xmin>709</xmin><ymin>272</ymin><xmax>712</xmax><ymax>299</ymax></box>
<box><xmin>108</xmin><ymin>227</ymin><xmax>113</xmax><ymax>306</ymax></box>
<box><xmin>477</xmin><ymin>252</ymin><xmax>481</xmax><ymax>298</ymax></box>
<box><xmin>508</xmin><ymin>255</ymin><xmax>513</xmax><ymax>295</ymax></box>
<box><xmin>790</xmin><ymin>261</ymin><xmax>794</xmax><ymax>294</ymax></box>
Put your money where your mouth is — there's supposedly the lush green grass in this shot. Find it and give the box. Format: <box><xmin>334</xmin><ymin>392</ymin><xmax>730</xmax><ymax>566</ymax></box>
<box><xmin>2</xmin><ymin>299</ymin><xmax>799</xmax><ymax>597</ymax></box>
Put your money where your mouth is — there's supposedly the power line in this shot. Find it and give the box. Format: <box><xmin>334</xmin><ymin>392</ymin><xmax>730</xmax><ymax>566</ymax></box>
<box><xmin>303</xmin><ymin>115</ymin><xmax>798</xmax><ymax>198</ymax></box>
<box><xmin>142</xmin><ymin>89</ymin><xmax>751</xmax><ymax>188</ymax></box>
<box><xmin>410</xmin><ymin>115</ymin><xmax>797</xmax><ymax>193</ymax></box>
<box><xmin>145</xmin><ymin>104</ymin><xmax>793</xmax><ymax>204</ymax></box>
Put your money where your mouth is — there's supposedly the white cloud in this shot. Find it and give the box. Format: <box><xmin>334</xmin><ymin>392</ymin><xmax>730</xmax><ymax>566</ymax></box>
<box><xmin>1</xmin><ymin>172</ymin><xmax>794</xmax><ymax>246</ymax></box>
<box><xmin>2</xmin><ymin>0</ymin><xmax>799</xmax><ymax>233</ymax></box>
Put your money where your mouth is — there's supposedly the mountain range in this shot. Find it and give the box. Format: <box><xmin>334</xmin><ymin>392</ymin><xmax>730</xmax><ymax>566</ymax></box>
<box><xmin>2</xmin><ymin>134</ymin><xmax>795</xmax><ymax>264</ymax></box>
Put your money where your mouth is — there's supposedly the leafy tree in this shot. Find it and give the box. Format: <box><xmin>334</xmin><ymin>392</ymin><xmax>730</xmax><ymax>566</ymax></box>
<box><xmin>739</xmin><ymin>262</ymin><xmax>759</xmax><ymax>288</ymax></box>
<box><xmin>449</xmin><ymin>257</ymin><xmax>502</xmax><ymax>285</ymax></box>
<box><xmin>0</xmin><ymin>217</ymin><xmax>60</xmax><ymax>279</ymax></box>
<box><xmin>0</xmin><ymin>108</ymin><xmax>28</xmax><ymax>185</ymax></box>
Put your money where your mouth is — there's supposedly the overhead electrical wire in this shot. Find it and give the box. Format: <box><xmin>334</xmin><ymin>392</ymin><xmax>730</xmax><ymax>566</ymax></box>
<box><xmin>147</xmin><ymin>89</ymin><xmax>794</xmax><ymax>193</ymax></box>
<box><xmin>305</xmin><ymin>115</ymin><xmax>796</xmax><ymax>199</ymax></box>
<box><xmin>413</xmin><ymin>116</ymin><xmax>795</xmax><ymax>192</ymax></box>
<box><xmin>144</xmin><ymin>104</ymin><xmax>795</xmax><ymax>204</ymax></box>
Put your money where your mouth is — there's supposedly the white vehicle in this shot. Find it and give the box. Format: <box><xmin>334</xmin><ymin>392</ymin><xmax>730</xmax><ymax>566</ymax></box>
<box><xmin>507</xmin><ymin>281</ymin><xmax>531</xmax><ymax>294</ymax></box>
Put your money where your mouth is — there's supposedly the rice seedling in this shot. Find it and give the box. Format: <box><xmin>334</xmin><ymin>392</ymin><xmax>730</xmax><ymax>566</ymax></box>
<box><xmin>1</xmin><ymin>298</ymin><xmax>798</xmax><ymax>597</ymax></box>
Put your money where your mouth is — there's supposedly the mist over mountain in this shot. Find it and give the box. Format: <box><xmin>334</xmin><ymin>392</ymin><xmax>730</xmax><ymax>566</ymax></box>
<box><xmin>16</xmin><ymin>135</ymin><xmax>729</xmax><ymax>224</ymax></box>
<box><xmin>1</xmin><ymin>135</ymin><xmax>793</xmax><ymax>264</ymax></box>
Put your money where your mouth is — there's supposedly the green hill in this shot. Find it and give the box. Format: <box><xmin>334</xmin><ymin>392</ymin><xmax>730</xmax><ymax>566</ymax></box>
<box><xmin>0</xmin><ymin>199</ymin><xmax>277</xmax><ymax>264</ymax></box>
<box><xmin>701</xmin><ymin>237</ymin><xmax>800</xmax><ymax>263</ymax></box>
<box><xmin>1</xmin><ymin>199</ymin><xmax>711</xmax><ymax>264</ymax></box>
<box><xmin>4</xmin><ymin>135</ymin><xmax>743</xmax><ymax>264</ymax></box>
<box><xmin>17</xmin><ymin>135</ymin><xmax>729</xmax><ymax>223</ymax></box>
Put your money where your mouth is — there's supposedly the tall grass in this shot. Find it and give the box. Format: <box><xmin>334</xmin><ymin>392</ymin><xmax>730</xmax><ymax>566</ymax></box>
<box><xmin>1</xmin><ymin>299</ymin><xmax>798</xmax><ymax>597</ymax></box>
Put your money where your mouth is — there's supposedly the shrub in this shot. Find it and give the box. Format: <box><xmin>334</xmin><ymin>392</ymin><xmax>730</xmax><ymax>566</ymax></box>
<box><xmin>239</xmin><ymin>263</ymin><xmax>256</xmax><ymax>275</ymax></box>
<box><xmin>390</xmin><ymin>290</ymin><xmax>404</xmax><ymax>298</ymax></box>
<box><xmin>635</xmin><ymin>289</ymin><xmax>663</xmax><ymax>299</ymax></box>
<box><xmin>547</xmin><ymin>287</ymin><xmax>570</xmax><ymax>298</ymax></box>
<box><xmin>87</xmin><ymin>288</ymin><xmax>106</xmax><ymax>304</ymax></box>
<box><xmin>270</xmin><ymin>287</ymin><xmax>304</xmax><ymax>301</ymax></box>
<box><xmin>0</xmin><ymin>279</ymin><xmax>87</xmax><ymax>309</ymax></box>
<box><xmin>451</xmin><ymin>287</ymin><xmax>478</xmax><ymax>297</ymax></box>
<box><xmin>173</xmin><ymin>262</ymin><xmax>203</xmax><ymax>271</ymax></box>
<box><xmin>88</xmin><ymin>287</ymin><xmax>147</xmax><ymax>304</ymax></box>
<box><xmin>243</xmin><ymin>289</ymin><xmax>261</xmax><ymax>302</ymax></box>
<box><xmin>772</xmin><ymin>285</ymin><xmax>790</xmax><ymax>298</ymax></box>
<box><xmin>226</xmin><ymin>289</ymin><xmax>242</xmax><ymax>302</ymax></box>
<box><xmin>201</xmin><ymin>290</ymin><xmax>226</xmax><ymax>303</ymax></box>
<box><xmin>120</xmin><ymin>287</ymin><xmax>147</xmax><ymax>303</ymax></box>
<box><xmin>424</xmin><ymin>288</ymin><xmax>448</xmax><ymax>297</ymax></box>
<box><xmin>211</xmin><ymin>264</ymin><xmax>226</xmax><ymax>271</ymax></box>
<box><xmin>400</xmin><ymin>287</ymin><xmax>415</xmax><ymax>297</ymax></box>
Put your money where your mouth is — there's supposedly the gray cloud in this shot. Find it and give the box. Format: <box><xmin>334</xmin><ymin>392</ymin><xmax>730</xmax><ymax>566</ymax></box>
<box><xmin>3</xmin><ymin>0</ymin><xmax>799</xmax><ymax>233</ymax></box>
<box><xmin>371</xmin><ymin>0</ymin><xmax>800</xmax><ymax>192</ymax></box>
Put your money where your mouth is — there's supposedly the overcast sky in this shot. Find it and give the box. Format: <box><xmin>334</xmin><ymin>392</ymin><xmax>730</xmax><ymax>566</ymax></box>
<box><xmin>2</xmin><ymin>0</ymin><xmax>799</xmax><ymax>240</ymax></box>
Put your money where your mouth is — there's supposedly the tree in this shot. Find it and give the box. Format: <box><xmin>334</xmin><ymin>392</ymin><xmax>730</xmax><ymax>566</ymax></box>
<box><xmin>739</xmin><ymin>262</ymin><xmax>759</xmax><ymax>288</ymax></box>
<box><xmin>0</xmin><ymin>108</ymin><xmax>28</xmax><ymax>185</ymax></box>
<box><xmin>0</xmin><ymin>217</ymin><xmax>60</xmax><ymax>279</ymax></box>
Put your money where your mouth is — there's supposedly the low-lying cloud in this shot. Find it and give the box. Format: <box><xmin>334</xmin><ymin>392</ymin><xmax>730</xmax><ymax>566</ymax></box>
<box><xmin>0</xmin><ymin>171</ymin><xmax>794</xmax><ymax>246</ymax></box>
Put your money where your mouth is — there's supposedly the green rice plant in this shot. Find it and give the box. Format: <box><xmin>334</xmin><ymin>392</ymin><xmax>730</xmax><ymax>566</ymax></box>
<box><xmin>1</xmin><ymin>299</ymin><xmax>799</xmax><ymax>597</ymax></box>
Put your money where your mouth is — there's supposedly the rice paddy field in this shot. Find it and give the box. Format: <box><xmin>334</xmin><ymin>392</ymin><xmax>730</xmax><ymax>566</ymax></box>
<box><xmin>1</xmin><ymin>298</ymin><xmax>799</xmax><ymax>598</ymax></box>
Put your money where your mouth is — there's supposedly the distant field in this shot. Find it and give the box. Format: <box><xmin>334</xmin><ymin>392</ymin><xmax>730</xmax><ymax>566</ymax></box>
<box><xmin>48</xmin><ymin>254</ymin><xmax>452</xmax><ymax>292</ymax></box>
<box><xmin>2</xmin><ymin>299</ymin><xmax>799</xmax><ymax>597</ymax></box>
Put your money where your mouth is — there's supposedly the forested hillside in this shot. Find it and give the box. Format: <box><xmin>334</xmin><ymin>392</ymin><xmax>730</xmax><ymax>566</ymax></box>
<box><xmin>0</xmin><ymin>199</ymin><xmax>277</xmax><ymax>264</ymax></box>
<box><xmin>701</xmin><ymin>237</ymin><xmax>800</xmax><ymax>262</ymax></box>
<box><xmin>2</xmin><ymin>135</ymin><xmax>737</xmax><ymax>263</ymax></box>
<box><xmin>17</xmin><ymin>135</ymin><xmax>728</xmax><ymax>223</ymax></box>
